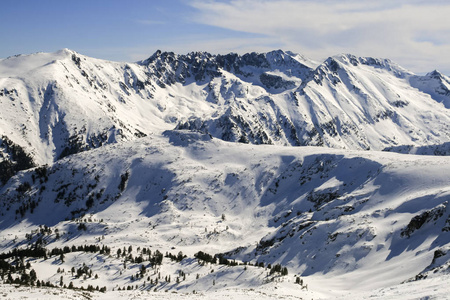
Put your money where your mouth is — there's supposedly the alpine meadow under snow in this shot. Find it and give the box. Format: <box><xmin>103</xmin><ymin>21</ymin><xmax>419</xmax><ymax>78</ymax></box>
<box><xmin>0</xmin><ymin>49</ymin><xmax>450</xmax><ymax>299</ymax></box>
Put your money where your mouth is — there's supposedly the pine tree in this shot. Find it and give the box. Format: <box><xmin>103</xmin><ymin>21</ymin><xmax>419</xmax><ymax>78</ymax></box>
<box><xmin>140</xmin><ymin>264</ymin><xmax>146</xmax><ymax>276</ymax></box>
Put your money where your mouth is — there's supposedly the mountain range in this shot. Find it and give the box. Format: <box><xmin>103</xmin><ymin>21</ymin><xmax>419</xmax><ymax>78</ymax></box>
<box><xmin>0</xmin><ymin>49</ymin><xmax>450</xmax><ymax>299</ymax></box>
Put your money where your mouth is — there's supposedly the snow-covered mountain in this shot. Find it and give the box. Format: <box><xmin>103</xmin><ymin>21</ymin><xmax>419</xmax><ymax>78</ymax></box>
<box><xmin>1</xmin><ymin>49</ymin><xmax>450</xmax><ymax>299</ymax></box>
<box><xmin>1</xmin><ymin>49</ymin><xmax>450</xmax><ymax>183</ymax></box>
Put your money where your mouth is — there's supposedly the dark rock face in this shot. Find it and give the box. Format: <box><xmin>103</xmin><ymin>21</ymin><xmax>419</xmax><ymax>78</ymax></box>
<box><xmin>401</xmin><ymin>203</ymin><xmax>447</xmax><ymax>238</ymax></box>
<box><xmin>0</xmin><ymin>136</ymin><xmax>35</xmax><ymax>185</ymax></box>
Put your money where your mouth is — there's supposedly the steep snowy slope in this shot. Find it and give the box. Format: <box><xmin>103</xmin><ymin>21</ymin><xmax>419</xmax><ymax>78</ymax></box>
<box><xmin>0</xmin><ymin>131</ymin><xmax>449</xmax><ymax>297</ymax></box>
<box><xmin>0</xmin><ymin>49</ymin><xmax>163</xmax><ymax>166</ymax></box>
<box><xmin>410</xmin><ymin>70</ymin><xmax>450</xmax><ymax>109</ymax></box>
<box><xmin>297</xmin><ymin>55</ymin><xmax>450</xmax><ymax>150</ymax></box>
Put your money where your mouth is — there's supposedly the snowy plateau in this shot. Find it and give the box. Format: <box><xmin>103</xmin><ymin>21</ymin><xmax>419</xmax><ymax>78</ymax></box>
<box><xmin>0</xmin><ymin>49</ymin><xmax>450</xmax><ymax>299</ymax></box>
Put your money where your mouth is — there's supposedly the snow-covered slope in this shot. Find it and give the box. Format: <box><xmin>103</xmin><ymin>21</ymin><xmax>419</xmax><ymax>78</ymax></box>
<box><xmin>410</xmin><ymin>70</ymin><xmax>450</xmax><ymax>109</ymax></box>
<box><xmin>296</xmin><ymin>55</ymin><xmax>450</xmax><ymax>150</ymax></box>
<box><xmin>0</xmin><ymin>49</ymin><xmax>159</xmax><ymax>166</ymax></box>
<box><xmin>0</xmin><ymin>131</ymin><xmax>449</xmax><ymax>298</ymax></box>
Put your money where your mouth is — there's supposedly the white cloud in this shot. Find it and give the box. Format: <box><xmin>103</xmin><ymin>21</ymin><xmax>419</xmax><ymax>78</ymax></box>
<box><xmin>187</xmin><ymin>0</ymin><xmax>450</xmax><ymax>74</ymax></box>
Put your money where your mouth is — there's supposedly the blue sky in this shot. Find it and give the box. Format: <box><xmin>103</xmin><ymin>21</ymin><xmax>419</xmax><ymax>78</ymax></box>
<box><xmin>2</xmin><ymin>0</ymin><xmax>450</xmax><ymax>74</ymax></box>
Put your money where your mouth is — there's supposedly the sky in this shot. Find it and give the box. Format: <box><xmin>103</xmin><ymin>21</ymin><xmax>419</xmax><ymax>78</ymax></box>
<box><xmin>1</xmin><ymin>0</ymin><xmax>450</xmax><ymax>74</ymax></box>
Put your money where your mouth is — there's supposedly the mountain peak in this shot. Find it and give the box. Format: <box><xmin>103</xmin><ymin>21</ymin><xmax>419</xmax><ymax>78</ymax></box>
<box><xmin>426</xmin><ymin>69</ymin><xmax>444</xmax><ymax>79</ymax></box>
<box><xmin>314</xmin><ymin>54</ymin><xmax>411</xmax><ymax>79</ymax></box>
<box><xmin>0</xmin><ymin>48</ymin><xmax>81</xmax><ymax>77</ymax></box>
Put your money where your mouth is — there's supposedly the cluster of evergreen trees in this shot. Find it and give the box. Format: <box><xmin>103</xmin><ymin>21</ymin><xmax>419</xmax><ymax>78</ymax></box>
<box><xmin>0</xmin><ymin>243</ymin><xmax>111</xmax><ymax>288</ymax></box>
<box><xmin>0</xmin><ymin>246</ymin><xmax>47</xmax><ymax>260</ymax></box>
<box><xmin>1</xmin><ymin>242</ymin><xmax>299</xmax><ymax>294</ymax></box>
<box><xmin>122</xmin><ymin>263</ymin><xmax>188</xmax><ymax>291</ymax></box>
<box><xmin>216</xmin><ymin>254</ymin><xmax>239</xmax><ymax>266</ymax></box>
<box><xmin>59</xmin><ymin>281</ymin><xmax>106</xmax><ymax>293</ymax></box>
<box><xmin>1</xmin><ymin>255</ymin><xmax>108</xmax><ymax>292</ymax></box>
<box><xmin>194</xmin><ymin>251</ymin><xmax>216</xmax><ymax>264</ymax></box>
<box><xmin>0</xmin><ymin>244</ymin><xmax>108</xmax><ymax>293</ymax></box>
<box><xmin>117</xmin><ymin>246</ymin><xmax>163</xmax><ymax>265</ymax></box>
<box><xmin>165</xmin><ymin>251</ymin><xmax>186</xmax><ymax>262</ymax></box>
<box><xmin>115</xmin><ymin>247</ymin><xmax>190</xmax><ymax>291</ymax></box>
<box><xmin>0</xmin><ymin>256</ymin><xmax>36</xmax><ymax>285</ymax></box>
<box><xmin>269</xmin><ymin>263</ymin><xmax>288</xmax><ymax>276</ymax></box>
<box><xmin>194</xmin><ymin>251</ymin><xmax>289</xmax><ymax>275</ymax></box>
<box><xmin>50</xmin><ymin>244</ymin><xmax>111</xmax><ymax>256</ymax></box>
<box><xmin>72</xmin><ymin>264</ymin><xmax>92</xmax><ymax>279</ymax></box>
